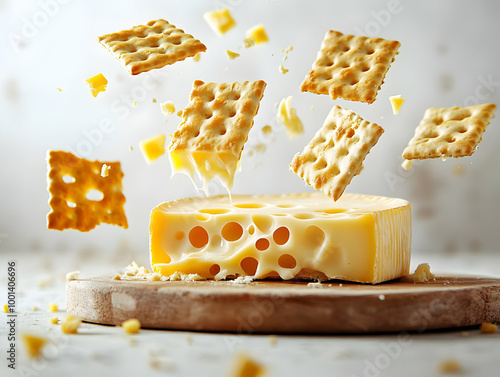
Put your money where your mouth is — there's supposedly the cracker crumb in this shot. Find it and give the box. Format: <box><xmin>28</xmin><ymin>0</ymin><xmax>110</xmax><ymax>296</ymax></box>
<box><xmin>460</xmin><ymin>331</ymin><xmax>469</xmax><ymax>337</ymax></box>
<box><xmin>61</xmin><ymin>315</ymin><xmax>81</xmax><ymax>334</ymax></box>
<box><xmin>101</xmin><ymin>164</ymin><xmax>110</xmax><ymax>177</ymax></box>
<box><xmin>453</xmin><ymin>164</ymin><xmax>465</xmax><ymax>175</ymax></box>
<box><xmin>186</xmin><ymin>335</ymin><xmax>193</xmax><ymax>345</ymax></box>
<box><xmin>21</xmin><ymin>333</ymin><xmax>47</xmax><ymax>358</ymax></box>
<box><xmin>47</xmin><ymin>303</ymin><xmax>58</xmax><ymax>312</ymax></box>
<box><xmin>122</xmin><ymin>318</ymin><xmax>141</xmax><ymax>334</ymax></box>
<box><xmin>161</xmin><ymin>101</ymin><xmax>176</xmax><ymax>117</ymax></box>
<box><xmin>480</xmin><ymin>322</ymin><xmax>498</xmax><ymax>334</ymax></box>
<box><xmin>409</xmin><ymin>263</ymin><xmax>435</xmax><ymax>283</ymax></box>
<box><xmin>232</xmin><ymin>276</ymin><xmax>254</xmax><ymax>284</ymax></box>
<box><xmin>261</xmin><ymin>125</ymin><xmax>272</xmax><ymax>134</ymax></box>
<box><xmin>152</xmin><ymin>98</ymin><xmax>157</xmax><ymax>103</ymax></box>
<box><xmin>438</xmin><ymin>359</ymin><xmax>462</xmax><ymax>374</ymax></box>
<box><xmin>65</xmin><ymin>270</ymin><xmax>80</xmax><ymax>281</ymax></box>
<box><xmin>147</xmin><ymin>273</ymin><xmax>162</xmax><ymax>281</ymax></box>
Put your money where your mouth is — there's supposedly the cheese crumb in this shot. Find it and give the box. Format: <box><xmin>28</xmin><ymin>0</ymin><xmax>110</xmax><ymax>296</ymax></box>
<box><xmin>3</xmin><ymin>304</ymin><xmax>8</xmax><ymax>313</ymax></box>
<box><xmin>32</xmin><ymin>305</ymin><xmax>37</xmax><ymax>311</ymax></box>
<box><xmin>113</xmin><ymin>274</ymin><xmax>121</xmax><ymax>280</ymax></box>
<box><xmin>278</xmin><ymin>65</ymin><xmax>289</xmax><ymax>74</ymax></box>
<box><xmin>186</xmin><ymin>335</ymin><xmax>193</xmax><ymax>345</ymax></box>
<box><xmin>438</xmin><ymin>359</ymin><xmax>462</xmax><ymax>374</ymax></box>
<box><xmin>101</xmin><ymin>164</ymin><xmax>110</xmax><ymax>177</ymax></box>
<box><xmin>192</xmin><ymin>53</ymin><xmax>201</xmax><ymax>62</ymax></box>
<box><xmin>244</xmin><ymin>24</ymin><xmax>269</xmax><ymax>47</ymax></box>
<box><xmin>85</xmin><ymin>73</ymin><xmax>108</xmax><ymax>97</ymax></box>
<box><xmin>480</xmin><ymin>322</ymin><xmax>498</xmax><ymax>334</ymax></box>
<box><xmin>139</xmin><ymin>134</ymin><xmax>166</xmax><ymax>163</ymax></box>
<box><xmin>161</xmin><ymin>101</ymin><xmax>176</xmax><ymax>117</ymax></box>
<box><xmin>232</xmin><ymin>276</ymin><xmax>253</xmax><ymax>284</ymax></box>
<box><xmin>204</xmin><ymin>8</ymin><xmax>236</xmax><ymax>36</ymax></box>
<box><xmin>21</xmin><ymin>333</ymin><xmax>47</xmax><ymax>358</ymax></box>
<box><xmin>453</xmin><ymin>164</ymin><xmax>465</xmax><ymax>175</ymax></box>
<box><xmin>57</xmin><ymin>88</ymin><xmax>62</xmax><ymax>92</ymax></box>
<box><xmin>50</xmin><ymin>316</ymin><xmax>58</xmax><ymax>325</ymax></box>
<box><xmin>66</xmin><ymin>271</ymin><xmax>80</xmax><ymax>281</ymax></box>
<box><xmin>133</xmin><ymin>100</ymin><xmax>137</xmax><ymax>106</ymax></box>
<box><xmin>122</xmin><ymin>318</ymin><xmax>141</xmax><ymax>334</ymax></box>
<box><xmin>410</xmin><ymin>263</ymin><xmax>435</xmax><ymax>283</ymax></box>
<box><xmin>261</xmin><ymin>125</ymin><xmax>272</xmax><ymax>135</ymax></box>
<box><xmin>61</xmin><ymin>315</ymin><xmax>81</xmax><ymax>334</ymax></box>
<box><xmin>277</xmin><ymin>96</ymin><xmax>304</xmax><ymax>139</ymax></box>
<box><xmin>389</xmin><ymin>95</ymin><xmax>405</xmax><ymax>115</ymax></box>
<box><xmin>401</xmin><ymin>159</ymin><xmax>413</xmax><ymax>171</ymax></box>
<box><xmin>152</xmin><ymin>98</ymin><xmax>157</xmax><ymax>103</ymax></box>
<box><xmin>230</xmin><ymin>354</ymin><xmax>265</xmax><ymax>377</ymax></box>
<box><xmin>226</xmin><ymin>50</ymin><xmax>240</xmax><ymax>60</ymax></box>
<box><xmin>47</xmin><ymin>303</ymin><xmax>58</xmax><ymax>312</ymax></box>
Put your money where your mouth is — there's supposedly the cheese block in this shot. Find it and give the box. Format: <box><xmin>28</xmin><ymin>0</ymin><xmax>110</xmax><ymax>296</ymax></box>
<box><xmin>149</xmin><ymin>193</ymin><xmax>411</xmax><ymax>284</ymax></box>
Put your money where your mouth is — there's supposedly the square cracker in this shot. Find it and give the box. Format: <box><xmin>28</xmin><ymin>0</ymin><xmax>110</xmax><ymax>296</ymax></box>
<box><xmin>47</xmin><ymin>151</ymin><xmax>128</xmax><ymax>232</ymax></box>
<box><xmin>402</xmin><ymin>103</ymin><xmax>496</xmax><ymax>159</ymax></box>
<box><xmin>97</xmin><ymin>19</ymin><xmax>206</xmax><ymax>75</ymax></box>
<box><xmin>168</xmin><ymin>80</ymin><xmax>267</xmax><ymax>156</ymax></box>
<box><xmin>290</xmin><ymin>105</ymin><xmax>384</xmax><ymax>201</ymax></box>
<box><xmin>301</xmin><ymin>30</ymin><xmax>400</xmax><ymax>104</ymax></box>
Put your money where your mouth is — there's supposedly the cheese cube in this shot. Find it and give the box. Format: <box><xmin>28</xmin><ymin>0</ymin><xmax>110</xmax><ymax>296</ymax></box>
<box><xmin>50</xmin><ymin>316</ymin><xmax>58</xmax><ymax>325</ymax></box>
<box><xmin>47</xmin><ymin>303</ymin><xmax>58</xmax><ymax>312</ymax></box>
<box><xmin>150</xmin><ymin>193</ymin><xmax>411</xmax><ymax>284</ymax></box>
<box><xmin>85</xmin><ymin>73</ymin><xmax>108</xmax><ymax>98</ymax></box>
<box><xmin>21</xmin><ymin>334</ymin><xmax>47</xmax><ymax>358</ymax></box>
<box><xmin>204</xmin><ymin>9</ymin><xmax>236</xmax><ymax>36</ymax></box>
<box><xmin>140</xmin><ymin>134</ymin><xmax>166</xmax><ymax>163</ymax></box>
<box><xmin>245</xmin><ymin>24</ymin><xmax>269</xmax><ymax>47</ymax></box>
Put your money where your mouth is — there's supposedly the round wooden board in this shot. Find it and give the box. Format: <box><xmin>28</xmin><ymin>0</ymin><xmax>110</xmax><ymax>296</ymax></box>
<box><xmin>66</xmin><ymin>275</ymin><xmax>500</xmax><ymax>334</ymax></box>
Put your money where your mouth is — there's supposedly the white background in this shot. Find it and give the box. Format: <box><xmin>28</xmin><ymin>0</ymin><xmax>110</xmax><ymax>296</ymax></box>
<box><xmin>1</xmin><ymin>0</ymin><xmax>499</xmax><ymax>263</ymax></box>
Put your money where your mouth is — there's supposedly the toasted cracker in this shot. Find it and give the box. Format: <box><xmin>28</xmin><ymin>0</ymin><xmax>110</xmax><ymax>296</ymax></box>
<box><xmin>97</xmin><ymin>19</ymin><xmax>206</xmax><ymax>75</ymax></box>
<box><xmin>301</xmin><ymin>30</ymin><xmax>400</xmax><ymax>104</ymax></box>
<box><xmin>290</xmin><ymin>105</ymin><xmax>384</xmax><ymax>201</ymax></box>
<box><xmin>47</xmin><ymin>151</ymin><xmax>128</xmax><ymax>232</ymax></box>
<box><xmin>402</xmin><ymin>103</ymin><xmax>496</xmax><ymax>159</ymax></box>
<box><xmin>168</xmin><ymin>80</ymin><xmax>266</xmax><ymax>155</ymax></box>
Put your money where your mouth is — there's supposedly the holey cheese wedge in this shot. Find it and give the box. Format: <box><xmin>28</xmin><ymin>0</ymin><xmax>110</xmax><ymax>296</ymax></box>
<box><xmin>150</xmin><ymin>193</ymin><xmax>411</xmax><ymax>284</ymax></box>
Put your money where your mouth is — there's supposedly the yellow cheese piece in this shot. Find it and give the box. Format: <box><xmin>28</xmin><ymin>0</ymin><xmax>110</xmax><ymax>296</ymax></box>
<box><xmin>3</xmin><ymin>304</ymin><xmax>8</xmax><ymax>313</ymax></box>
<box><xmin>192</xmin><ymin>53</ymin><xmax>201</xmax><ymax>62</ymax></box>
<box><xmin>279</xmin><ymin>65</ymin><xmax>289</xmax><ymax>74</ymax></box>
<box><xmin>160</xmin><ymin>101</ymin><xmax>176</xmax><ymax>116</ymax></box>
<box><xmin>277</xmin><ymin>96</ymin><xmax>303</xmax><ymax>139</ymax></box>
<box><xmin>85</xmin><ymin>73</ymin><xmax>108</xmax><ymax>97</ymax></box>
<box><xmin>47</xmin><ymin>303</ymin><xmax>58</xmax><ymax>312</ymax></box>
<box><xmin>389</xmin><ymin>95</ymin><xmax>405</xmax><ymax>115</ymax></box>
<box><xmin>204</xmin><ymin>9</ymin><xmax>236</xmax><ymax>36</ymax></box>
<box><xmin>226</xmin><ymin>50</ymin><xmax>240</xmax><ymax>60</ymax></box>
<box><xmin>244</xmin><ymin>24</ymin><xmax>269</xmax><ymax>47</ymax></box>
<box><xmin>50</xmin><ymin>316</ymin><xmax>59</xmax><ymax>325</ymax></box>
<box><xmin>480</xmin><ymin>322</ymin><xmax>498</xmax><ymax>334</ymax></box>
<box><xmin>21</xmin><ymin>334</ymin><xmax>47</xmax><ymax>358</ymax></box>
<box><xmin>150</xmin><ymin>193</ymin><xmax>411</xmax><ymax>284</ymax></box>
<box><xmin>61</xmin><ymin>315</ymin><xmax>81</xmax><ymax>334</ymax></box>
<box><xmin>122</xmin><ymin>318</ymin><xmax>141</xmax><ymax>334</ymax></box>
<box><xmin>140</xmin><ymin>134</ymin><xmax>166</xmax><ymax>163</ymax></box>
<box><xmin>410</xmin><ymin>263</ymin><xmax>434</xmax><ymax>282</ymax></box>
<box><xmin>230</xmin><ymin>354</ymin><xmax>265</xmax><ymax>377</ymax></box>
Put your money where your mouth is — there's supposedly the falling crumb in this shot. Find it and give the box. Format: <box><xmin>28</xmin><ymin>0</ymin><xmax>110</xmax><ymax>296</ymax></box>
<box><xmin>47</xmin><ymin>303</ymin><xmax>58</xmax><ymax>312</ymax></box>
<box><xmin>161</xmin><ymin>101</ymin><xmax>176</xmax><ymax>117</ymax></box>
<box><xmin>480</xmin><ymin>322</ymin><xmax>498</xmax><ymax>334</ymax></box>
<box><xmin>85</xmin><ymin>73</ymin><xmax>108</xmax><ymax>97</ymax></box>
<box><xmin>113</xmin><ymin>274</ymin><xmax>121</xmax><ymax>281</ymax></box>
<box><xmin>177</xmin><ymin>109</ymin><xmax>183</xmax><ymax>117</ymax></box>
<box><xmin>129</xmin><ymin>146</ymin><xmax>134</xmax><ymax>151</ymax></box>
<box><xmin>441</xmin><ymin>156</ymin><xmax>448</xmax><ymax>162</ymax></box>
<box><xmin>147</xmin><ymin>273</ymin><xmax>162</xmax><ymax>281</ymax></box>
<box><xmin>339</xmin><ymin>284</ymin><xmax>343</xmax><ymax>287</ymax></box>
<box><xmin>244</xmin><ymin>24</ymin><xmax>268</xmax><ymax>47</ymax></box>
<box><xmin>101</xmin><ymin>164</ymin><xmax>110</xmax><ymax>177</ymax></box>
<box><xmin>66</xmin><ymin>271</ymin><xmax>80</xmax><ymax>281</ymax></box>
<box><xmin>409</xmin><ymin>263</ymin><xmax>435</xmax><ymax>283</ymax></box>
<box><xmin>50</xmin><ymin>316</ymin><xmax>58</xmax><ymax>325</ymax></box>
<box><xmin>3</xmin><ymin>304</ymin><xmax>8</xmax><ymax>313</ymax></box>
<box><xmin>21</xmin><ymin>334</ymin><xmax>47</xmax><ymax>358</ymax></box>
<box><xmin>61</xmin><ymin>315</ymin><xmax>81</xmax><ymax>334</ymax></box>
<box><xmin>269</xmin><ymin>335</ymin><xmax>277</xmax><ymax>346</ymax></box>
<box><xmin>148</xmin><ymin>349</ymin><xmax>173</xmax><ymax>370</ymax></box>
<box><xmin>389</xmin><ymin>95</ymin><xmax>405</xmax><ymax>115</ymax></box>
<box><xmin>192</xmin><ymin>53</ymin><xmax>201</xmax><ymax>62</ymax></box>
<box><xmin>186</xmin><ymin>335</ymin><xmax>193</xmax><ymax>345</ymax></box>
<box><xmin>57</xmin><ymin>88</ymin><xmax>62</xmax><ymax>92</ymax></box>
<box><xmin>262</xmin><ymin>125</ymin><xmax>272</xmax><ymax>134</ymax></box>
<box><xmin>453</xmin><ymin>164</ymin><xmax>465</xmax><ymax>175</ymax></box>
<box><xmin>122</xmin><ymin>318</ymin><xmax>141</xmax><ymax>334</ymax></box>
<box><xmin>230</xmin><ymin>354</ymin><xmax>265</xmax><ymax>377</ymax></box>
<box><xmin>32</xmin><ymin>306</ymin><xmax>37</xmax><ymax>311</ymax></box>
<box><xmin>402</xmin><ymin>159</ymin><xmax>413</xmax><ymax>171</ymax></box>
<box><xmin>254</xmin><ymin>144</ymin><xmax>266</xmax><ymax>153</ymax></box>
<box><xmin>152</xmin><ymin>98</ymin><xmax>157</xmax><ymax>103</ymax></box>
<box><xmin>226</xmin><ymin>50</ymin><xmax>240</xmax><ymax>59</ymax></box>
<box><xmin>438</xmin><ymin>359</ymin><xmax>462</xmax><ymax>374</ymax></box>
<box><xmin>378</xmin><ymin>294</ymin><xmax>386</xmax><ymax>301</ymax></box>
<box><xmin>311</xmin><ymin>106</ymin><xmax>315</xmax><ymax>111</ymax></box>
<box><xmin>279</xmin><ymin>65</ymin><xmax>289</xmax><ymax>74</ymax></box>
<box><xmin>38</xmin><ymin>277</ymin><xmax>54</xmax><ymax>288</ymax></box>
<box><xmin>231</xmin><ymin>276</ymin><xmax>254</xmax><ymax>284</ymax></box>
<box><xmin>133</xmin><ymin>100</ymin><xmax>137</xmax><ymax>106</ymax></box>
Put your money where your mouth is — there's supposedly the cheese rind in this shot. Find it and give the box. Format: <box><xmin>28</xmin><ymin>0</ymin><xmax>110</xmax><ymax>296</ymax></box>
<box><xmin>150</xmin><ymin>193</ymin><xmax>411</xmax><ymax>284</ymax></box>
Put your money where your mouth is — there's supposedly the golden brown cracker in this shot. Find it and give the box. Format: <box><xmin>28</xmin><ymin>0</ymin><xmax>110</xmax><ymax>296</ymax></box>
<box><xmin>47</xmin><ymin>151</ymin><xmax>127</xmax><ymax>231</ymax></box>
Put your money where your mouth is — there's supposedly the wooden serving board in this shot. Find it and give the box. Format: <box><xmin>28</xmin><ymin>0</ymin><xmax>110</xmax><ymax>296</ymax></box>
<box><xmin>66</xmin><ymin>275</ymin><xmax>500</xmax><ymax>334</ymax></box>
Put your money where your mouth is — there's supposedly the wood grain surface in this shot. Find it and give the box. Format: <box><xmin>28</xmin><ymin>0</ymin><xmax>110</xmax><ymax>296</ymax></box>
<box><xmin>66</xmin><ymin>275</ymin><xmax>500</xmax><ymax>334</ymax></box>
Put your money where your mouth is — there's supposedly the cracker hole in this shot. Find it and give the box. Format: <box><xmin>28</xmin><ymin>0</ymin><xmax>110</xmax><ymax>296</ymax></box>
<box><xmin>241</xmin><ymin>257</ymin><xmax>258</xmax><ymax>275</ymax></box>
<box><xmin>366</xmin><ymin>49</ymin><xmax>375</xmax><ymax>55</ymax></box>
<box><xmin>342</xmin><ymin>45</ymin><xmax>350</xmax><ymax>52</ymax></box>
<box><xmin>316</xmin><ymin>159</ymin><xmax>327</xmax><ymax>170</ymax></box>
<box><xmin>459</xmin><ymin>128</ymin><xmax>467</xmax><ymax>133</ymax></box>
<box><xmin>350</xmin><ymin>79</ymin><xmax>359</xmax><ymax>86</ymax></box>
<box><xmin>273</xmin><ymin>227</ymin><xmax>290</xmax><ymax>245</ymax></box>
<box><xmin>221</xmin><ymin>222</ymin><xmax>243</xmax><ymax>242</ymax></box>
<box><xmin>278</xmin><ymin>254</ymin><xmax>296</xmax><ymax>269</ymax></box>
<box><xmin>86</xmin><ymin>189</ymin><xmax>104</xmax><ymax>201</ymax></box>
<box><xmin>233</xmin><ymin>94</ymin><xmax>241</xmax><ymax>101</ymax></box>
<box><xmin>62</xmin><ymin>175</ymin><xmax>75</xmax><ymax>184</ymax></box>
<box><xmin>220</xmin><ymin>128</ymin><xmax>226</xmax><ymax>136</ymax></box>
<box><xmin>346</xmin><ymin>128</ymin><xmax>355</xmax><ymax>138</ymax></box>
<box><xmin>189</xmin><ymin>226</ymin><xmax>209</xmax><ymax>248</ymax></box>
<box><xmin>255</xmin><ymin>238</ymin><xmax>270</xmax><ymax>251</ymax></box>
<box><xmin>205</xmin><ymin>113</ymin><xmax>213</xmax><ymax>119</ymax></box>
<box><xmin>194</xmin><ymin>131</ymin><xmax>200</xmax><ymax>137</ymax></box>
<box><xmin>209</xmin><ymin>264</ymin><xmax>221</xmax><ymax>276</ymax></box>
<box><xmin>229</xmin><ymin>110</ymin><xmax>237</xmax><ymax>117</ymax></box>
<box><xmin>66</xmin><ymin>201</ymin><xmax>76</xmax><ymax>208</ymax></box>
<box><xmin>434</xmin><ymin>118</ymin><xmax>443</xmax><ymax>125</ymax></box>
<box><xmin>361</xmin><ymin>65</ymin><xmax>370</xmax><ymax>72</ymax></box>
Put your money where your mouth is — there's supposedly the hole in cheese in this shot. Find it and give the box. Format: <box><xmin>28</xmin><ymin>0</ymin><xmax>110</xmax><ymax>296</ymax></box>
<box><xmin>221</xmin><ymin>222</ymin><xmax>243</xmax><ymax>242</ymax></box>
<box><xmin>189</xmin><ymin>226</ymin><xmax>209</xmax><ymax>248</ymax></box>
<box><xmin>200</xmin><ymin>209</ymin><xmax>230</xmax><ymax>215</ymax></box>
<box><xmin>241</xmin><ymin>257</ymin><xmax>258</xmax><ymax>275</ymax></box>
<box><xmin>174</xmin><ymin>231</ymin><xmax>184</xmax><ymax>240</ymax></box>
<box><xmin>248</xmin><ymin>225</ymin><xmax>255</xmax><ymax>235</ymax></box>
<box><xmin>273</xmin><ymin>227</ymin><xmax>290</xmax><ymax>245</ymax></box>
<box><xmin>278</xmin><ymin>254</ymin><xmax>297</xmax><ymax>269</ymax></box>
<box><xmin>305</xmin><ymin>225</ymin><xmax>326</xmax><ymax>249</ymax></box>
<box><xmin>86</xmin><ymin>189</ymin><xmax>104</xmax><ymax>201</ymax></box>
<box><xmin>196</xmin><ymin>214</ymin><xmax>209</xmax><ymax>221</ymax></box>
<box><xmin>252</xmin><ymin>215</ymin><xmax>273</xmax><ymax>233</ymax></box>
<box><xmin>255</xmin><ymin>238</ymin><xmax>270</xmax><ymax>251</ymax></box>
<box><xmin>234</xmin><ymin>203</ymin><xmax>266</xmax><ymax>209</ymax></box>
<box><xmin>209</xmin><ymin>264</ymin><xmax>221</xmax><ymax>276</ymax></box>
<box><xmin>211</xmin><ymin>235</ymin><xmax>223</xmax><ymax>247</ymax></box>
<box><xmin>62</xmin><ymin>175</ymin><xmax>75</xmax><ymax>184</ymax></box>
<box><xmin>293</xmin><ymin>213</ymin><xmax>314</xmax><ymax>220</ymax></box>
<box><xmin>321</xmin><ymin>209</ymin><xmax>348</xmax><ymax>214</ymax></box>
